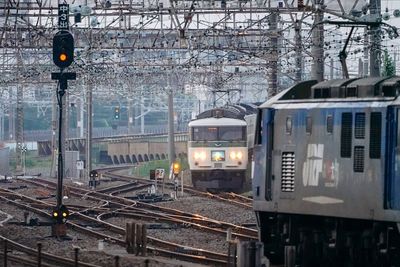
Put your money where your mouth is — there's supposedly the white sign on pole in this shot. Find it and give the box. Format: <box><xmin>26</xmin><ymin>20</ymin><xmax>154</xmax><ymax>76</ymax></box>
<box><xmin>155</xmin><ymin>168</ymin><xmax>165</xmax><ymax>179</ymax></box>
<box><xmin>76</xmin><ymin>160</ymin><xmax>84</xmax><ymax>170</ymax></box>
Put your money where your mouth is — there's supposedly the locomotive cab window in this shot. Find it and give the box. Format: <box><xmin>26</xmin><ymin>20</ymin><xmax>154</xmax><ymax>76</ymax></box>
<box><xmin>192</xmin><ymin>127</ymin><xmax>218</xmax><ymax>141</ymax></box>
<box><xmin>306</xmin><ymin>116</ymin><xmax>312</xmax><ymax>135</ymax></box>
<box><xmin>286</xmin><ymin>117</ymin><xmax>292</xmax><ymax>135</ymax></box>
<box><xmin>326</xmin><ymin>115</ymin><xmax>333</xmax><ymax>134</ymax></box>
<box><xmin>192</xmin><ymin>126</ymin><xmax>245</xmax><ymax>141</ymax></box>
<box><xmin>219</xmin><ymin>126</ymin><xmax>246</xmax><ymax>141</ymax></box>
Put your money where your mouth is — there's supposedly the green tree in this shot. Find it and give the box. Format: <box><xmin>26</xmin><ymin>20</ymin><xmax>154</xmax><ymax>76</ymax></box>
<box><xmin>381</xmin><ymin>49</ymin><xmax>396</xmax><ymax>77</ymax></box>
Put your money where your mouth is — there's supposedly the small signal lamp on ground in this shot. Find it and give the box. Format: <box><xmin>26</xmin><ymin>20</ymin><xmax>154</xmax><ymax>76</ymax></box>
<box><xmin>173</xmin><ymin>162</ymin><xmax>181</xmax><ymax>175</ymax></box>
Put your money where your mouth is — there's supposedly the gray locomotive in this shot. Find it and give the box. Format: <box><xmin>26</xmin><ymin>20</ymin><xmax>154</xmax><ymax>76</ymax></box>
<box><xmin>253</xmin><ymin>77</ymin><xmax>400</xmax><ymax>266</ymax></box>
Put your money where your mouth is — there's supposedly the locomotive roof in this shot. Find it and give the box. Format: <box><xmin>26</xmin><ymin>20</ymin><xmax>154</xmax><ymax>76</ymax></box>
<box><xmin>259</xmin><ymin>76</ymin><xmax>400</xmax><ymax>109</ymax></box>
<box><xmin>195</xmin><ymin>104</ymin><xmax>257</xmax><ymax>120</ymax></box>
<box><xmin>188</xmin><ymin>117</ymin><xmax>247</xmax><ymax>127</ymax></box>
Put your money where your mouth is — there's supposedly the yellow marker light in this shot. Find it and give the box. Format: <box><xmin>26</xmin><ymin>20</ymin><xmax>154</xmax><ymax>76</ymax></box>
<box><xmin>173</xmin><ymin>162</ymin><xmax>180</xmax><ymax>174</ymax></box>
<box><xmin>59</xmin><ymin>53</ymin><xmax>67</xmax><ymax>62</ymax></box>
<box><xmin>53</xmin><ymin>212</ymin><xmax>58</xmax><ymax>217</ymax></box>
<box><xmin>62</xmin><ymin>212</ymin><xmax>68</xmax><ymax>217</ymax></box>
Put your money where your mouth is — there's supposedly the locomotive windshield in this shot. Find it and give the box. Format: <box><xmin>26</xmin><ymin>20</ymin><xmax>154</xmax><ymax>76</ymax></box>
<box><xmin>192</xmin><ymin>126</ymin><xmax>245</xmax><ymax>141</ymax></box>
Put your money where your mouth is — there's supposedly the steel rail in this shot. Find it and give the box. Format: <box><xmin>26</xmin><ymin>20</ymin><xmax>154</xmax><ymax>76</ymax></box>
<box><xmin>0</xmin><ymin>191</ymin><xmax>228</xmax><ymax>266</ymax></box>
<box><xmin>23</xmin><ymin>178</ymin><xmax>258</xmax><ymax>239</ymax></box>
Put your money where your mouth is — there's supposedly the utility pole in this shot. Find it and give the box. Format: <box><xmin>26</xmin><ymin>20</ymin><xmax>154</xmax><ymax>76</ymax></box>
<box><xmin>8</xmin><ymin>88</ymin><xmax>14</xmax><ymax>141</ymax></box>
<box><xmin>295</xmin><ymin>20</ymin><xmax>303</xmax><ymax>82</ymax></box>
<box><xmin>86</xmin><ymin>71</ymin><xmax>93</xmax><ymax>180</ymax></box>
<box><xmin>268</xmin><ymin>11</ymin><xmax>278</xmax><ymax>95</ymax></box>
<box><xmin>168</xmin><ymin>86</ymin><xmax>175</xmax><ymax>168</ymax></box>
<box><xmin>15</xmin><ymin>51</ymin><xmax>24</xmax><ymax>174</ymax></box>
<box><xmin>0</xmin><ymin>108</ymin><xmax>4</xmax><ymax>140</ymax></box>
<box><xmin>369</xmin><ymin>0</ymin><xmax>381</xmax><ymax>77</ymax></box>
<box><xmin>311</xmin><ymin>0</ymin><xmax>324</xmax><ymax>81</ymax></box>
<box><xmin>76</xmin><ymin>94</ymin><xmax>84</xmax><ymax>138</ymax></box>
<box><xmin>363</xmin><ymin>27</ymin><xmax>369</xmax><ymax>77</ymax></box>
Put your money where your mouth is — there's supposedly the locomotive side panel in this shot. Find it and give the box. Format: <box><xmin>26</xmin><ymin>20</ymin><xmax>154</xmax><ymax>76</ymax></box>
<box><xmin>254</xmin><ymin>105</ymin><xmax>390</xmax><ymax>221</ymax></box>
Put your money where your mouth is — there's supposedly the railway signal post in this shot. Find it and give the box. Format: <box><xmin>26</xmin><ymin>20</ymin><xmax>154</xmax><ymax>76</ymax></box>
<box><xmin>51</xmin><ymin>3</ymin><xmax>75</xmax><ymax>238</ymax></box>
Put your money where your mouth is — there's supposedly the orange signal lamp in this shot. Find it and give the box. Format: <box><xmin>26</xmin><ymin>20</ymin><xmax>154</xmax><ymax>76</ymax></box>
<box><xmin>173</xmin><ymin>163</ymin><xmax>181</xmax><ymax>174</ymax></box>
<box><xmin>59</xmin><ymin>53</ymin><xmax>67</xmax><ymax>61</ymax></box>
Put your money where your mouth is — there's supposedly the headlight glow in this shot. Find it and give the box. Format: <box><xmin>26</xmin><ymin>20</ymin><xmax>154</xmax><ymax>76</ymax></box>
<box><xmin>194</xmin><ymin>151</ymin><xmax>207</xmax><ymax>161</ymax></box>
<box><xmin>230</xmin><ymin>151</ymin><xmax>244</xmax><ymax>160</ymax></box>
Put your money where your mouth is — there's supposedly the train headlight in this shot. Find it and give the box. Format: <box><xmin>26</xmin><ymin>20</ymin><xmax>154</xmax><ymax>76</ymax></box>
<box><xmin>230</xmin><ymin>151</ymin><xmax>243</xmax><ymax>160</ymax></box>
<box><xmin>194</xmin><ymin>151</ymin><xmax>207</xmax><ymax>161</ymax></box>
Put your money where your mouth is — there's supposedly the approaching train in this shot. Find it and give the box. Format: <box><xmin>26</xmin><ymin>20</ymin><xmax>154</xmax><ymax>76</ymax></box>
<box><xmin>253</xmin><ymin>77</ymin><xmax>400</xmax><ymax>266</ymax></box>
<box><xmin>188</xmin><ymin>104</ymin><xmax>257</xmax><ymax>191</ymax></box>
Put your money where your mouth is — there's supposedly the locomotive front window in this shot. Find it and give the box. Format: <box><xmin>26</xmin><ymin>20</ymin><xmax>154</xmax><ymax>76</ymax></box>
<box><xmin>219</xmin><ymin>126</ymin><xmax>245</xmax><ymax>141</ymax></box>
<box><xmin>192</xmin><ymin>127</ymin><xmax>218</xmax><ymax>141</ymax></box>
<box><xmin>192</xmin><ymin>126</ymin><xmax>244</xmax><ymax>141</ymax></box>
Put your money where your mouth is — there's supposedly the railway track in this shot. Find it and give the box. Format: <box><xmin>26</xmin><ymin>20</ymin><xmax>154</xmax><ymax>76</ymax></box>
<box><xmin>97</xmin><ymin>166</ymin><xmax>254</xmax><ymax>209</ymax></box>
<box><xmin>23</xmin><ymin>178</ymin><xmax>258</xmax><ymax>239</ymax></box>
<box><xmin>0</xmin><ymin>165</ymin><xmax>258</xmax><ymax>266</ymax></box>
<box><xmin>5</xmin><ymin>177</ymin><xmax>257</xmax><ymax>265</ymax></box>
<box><xmin>0</xmin><ymin>235</ymin><xmax>101</xmax><ymax>267</ymax></box>
<box><xmin>0</xmin><ymin>187</ymin><xmax>228</xmax><ymax>266</ymax></box>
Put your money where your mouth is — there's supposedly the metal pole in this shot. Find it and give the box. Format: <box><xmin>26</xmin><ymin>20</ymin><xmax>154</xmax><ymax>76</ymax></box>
<box><xmin>16</xmin><ymin>83</ymin><xmax>24</xmax><ymax>173</ymax></box>
<box><xmin>57</xmin><ymin>84</ymin><xmax>65</xmax><ymax>208</ymax></box>
<box><xmin>141</xmin><ymin>100</ymin><xmax>145</xmax><ymax>134</ymax></box>
<box><xmin>363</xmin><ymin>27</ymin><xmax>369</xmax><ymax>77</ymax></box>
<box><xmin>8</xmin><ymin>88</ymin><xmax>14</xmax><ymax>141</ymax></box>
<box><xmin>369</xmin><ymin>0</ymin><xmax>381</xmax><ymax>77</ymax></box>
<box><xmin>86</xmin><ymin>58</ymin><xmax>93</xmax><ymax>180</ymax></box>
<box><xmin>37</xmin><ymin>242</ymin><xmax>42</xmax><ymax>267</ymax></box>
<box><xmin>114</xmin><ymin>255</ymin><xmax>120</xmax><ymax>267</ymax></box>
<box><xmin>128</xmin><ymin>99</ymin><xmax>133</xmax><ymax>134</ymax></box>
<box><xmin>168</xmin><ymin>88</ymin><xmax>175</xmax><ymax>167</ymax></box>
<box><xmin>295</xmin><ymin>20</ymin><xmax>302</xmax><ymax>82</ymax></box>
<box><xmin>268</xmin><ymin>11</ymin><xmax>278</xmax><ymax>95</ymax></box>
<box><xmin>63</xmin><ymin>88</ymin><xmax>69</xmax><ymax>150</ymax></box>
<box><xmin>0</xmin><ymin>110</ymin><xmax>3</xmax><ymax>140</ymax></box>
<box><xmin>74</xmin><ymin>247</ymin><xmax>79</xmax><ymax>267</ymax></box>
<box><xmin>311</xmin><ymin>0</ymin><xmax>324</xmax><ymax>81</ymax></box>
<box><xmin>51</xmin><ymin>92</ymin><xmax>57</xmax><ymax>178</ymax></box>
<box><xmin>3</xmin><ymin>239</ymin><xmax>7</xmax><ymax>267</ymax></box>
<box><xmin>77</xmin><ymin>95</ymin><xmax>84</xmax><ymax>138</ymax></box>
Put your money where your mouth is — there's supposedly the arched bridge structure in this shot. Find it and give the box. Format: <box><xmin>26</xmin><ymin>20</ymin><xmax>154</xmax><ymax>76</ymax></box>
<box><xmin>37</xmin><ymin>133</ymin><xmax>188</xmax><ymax>164</ymax></box>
